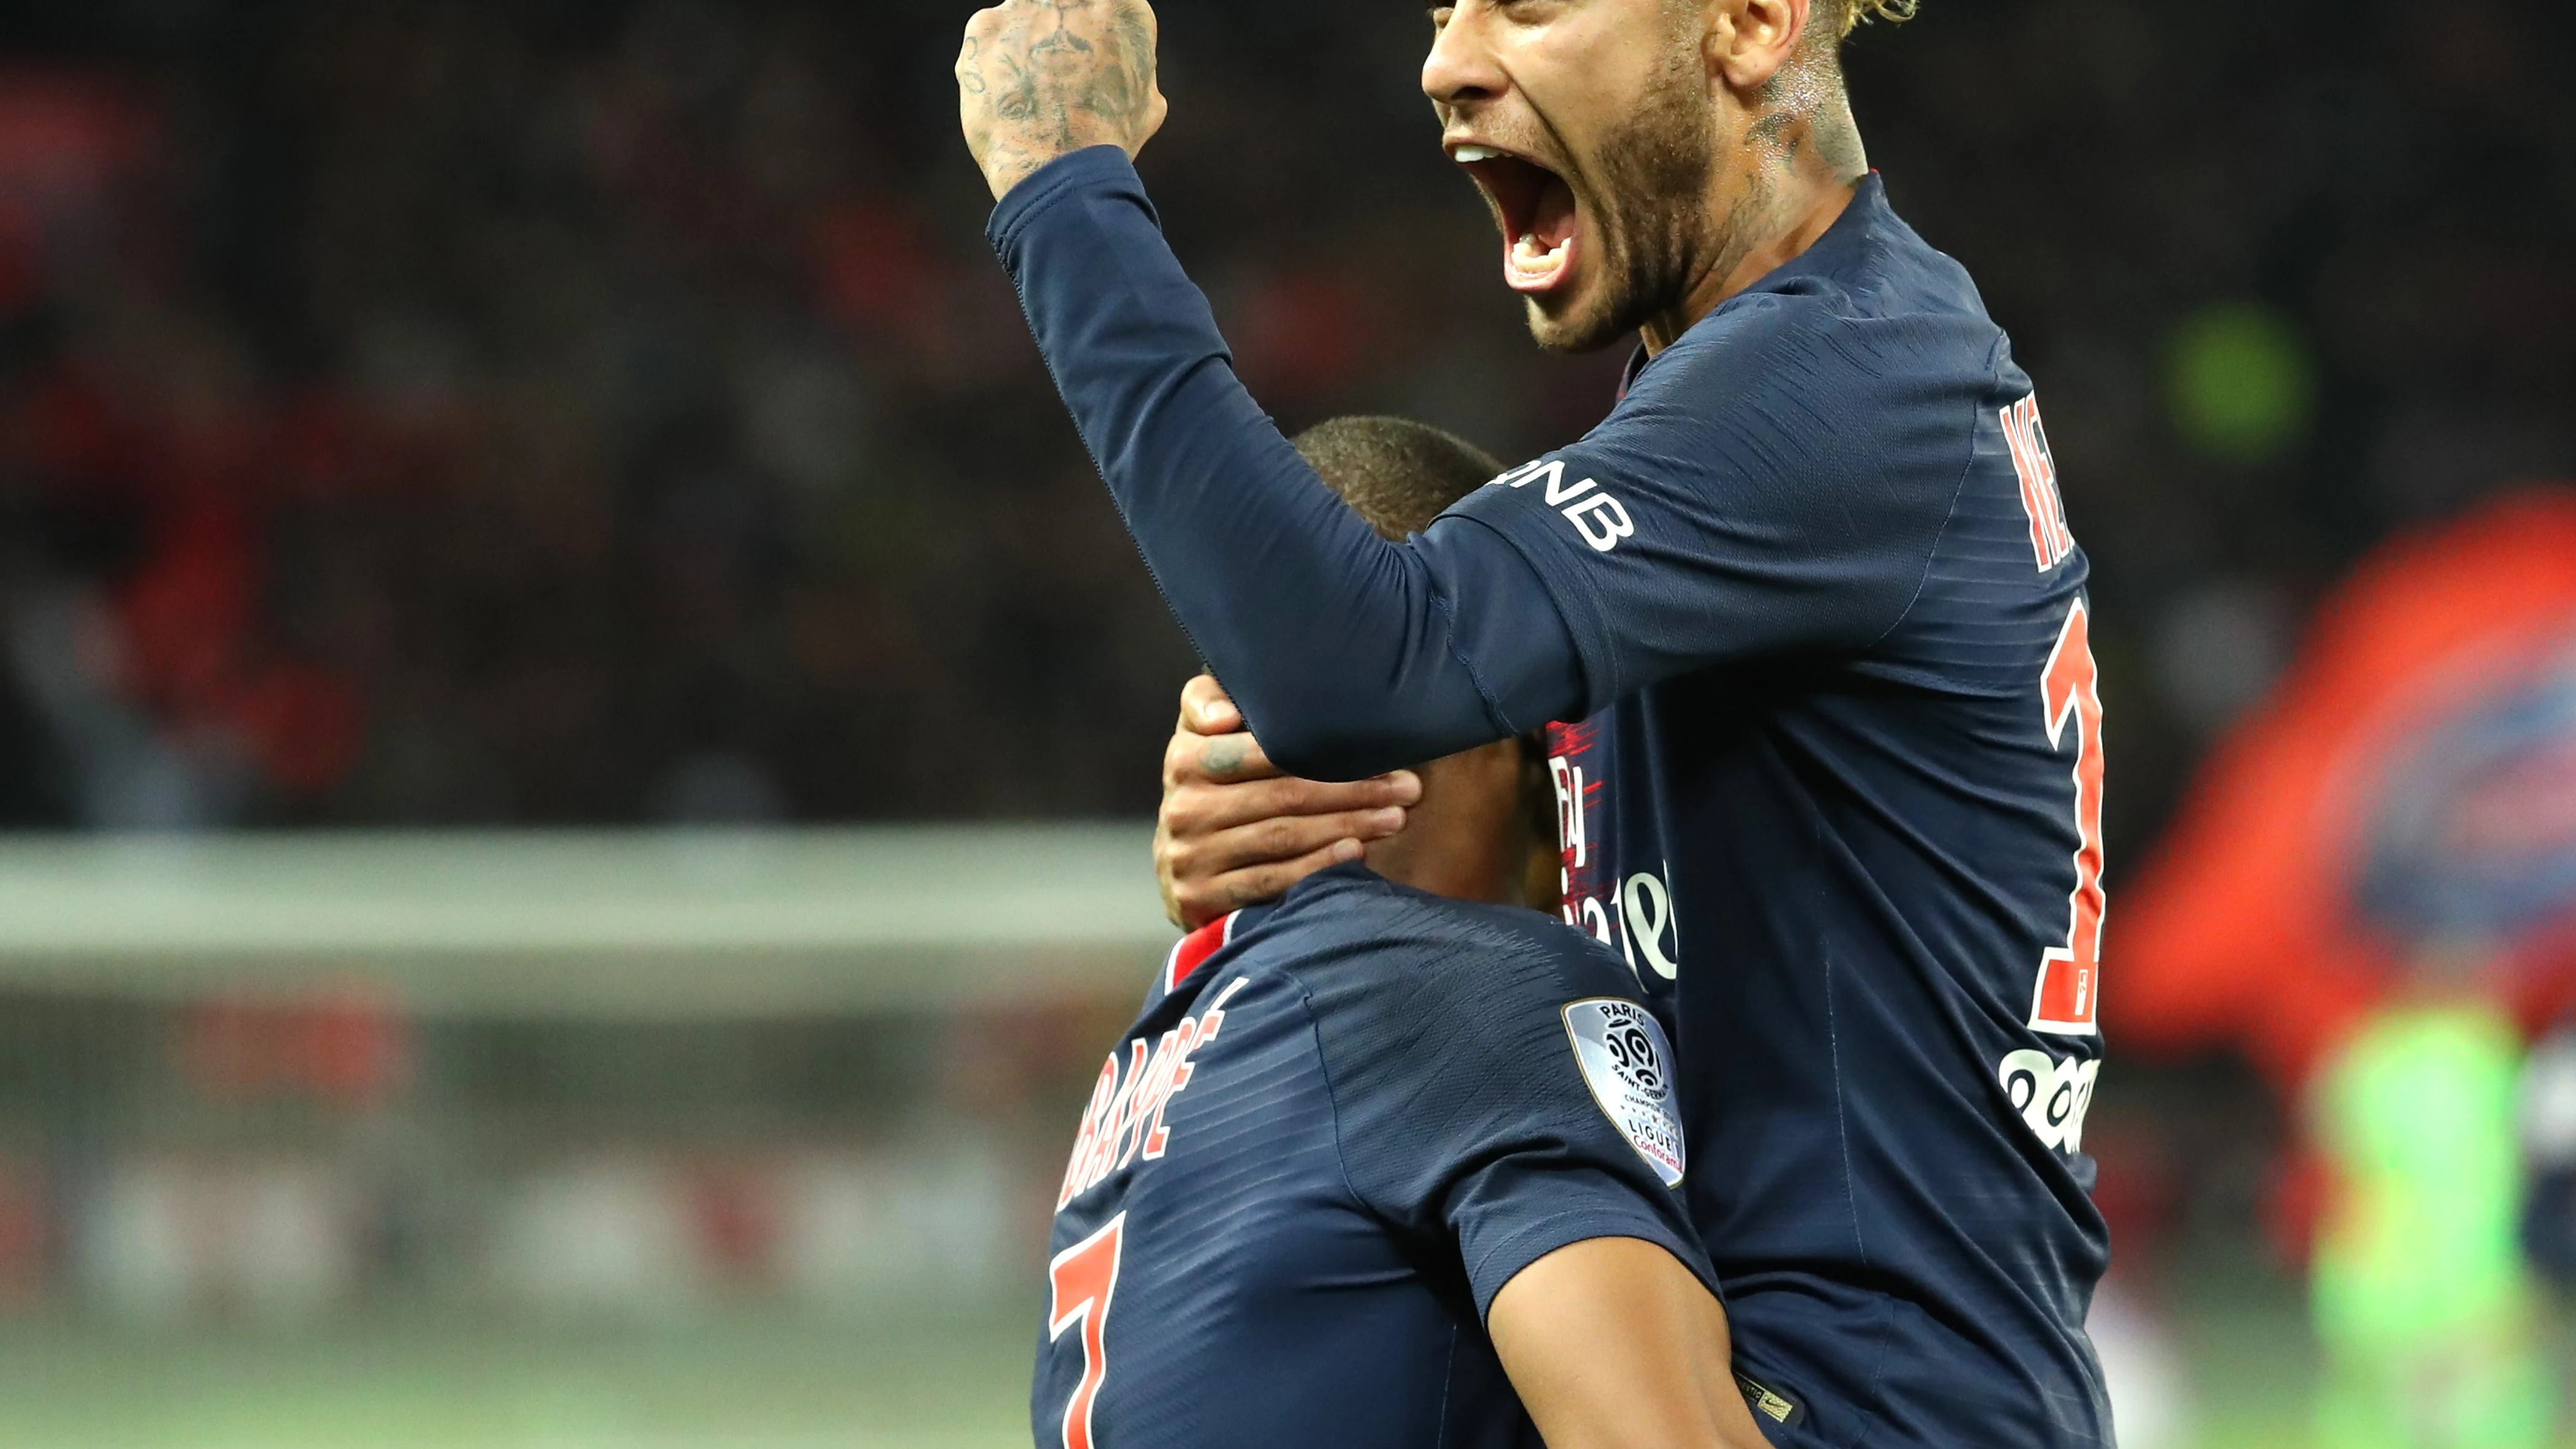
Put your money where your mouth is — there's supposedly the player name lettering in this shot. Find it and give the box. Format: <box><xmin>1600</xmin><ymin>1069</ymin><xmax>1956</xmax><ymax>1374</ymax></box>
<box><xmin>1488</xmin><ymin>459</ymin><xmax>1634</xmax><ymax>553</ymax></box>
<box><xmin>2002</xmin><ymin>393</ymin><xmax>2075</xmax><ymax>573</ymax></box>
<box><xmin>1057</xmin><ymin>979</ymin><xmax>1251</xmax><ymax>1210</ymax></box>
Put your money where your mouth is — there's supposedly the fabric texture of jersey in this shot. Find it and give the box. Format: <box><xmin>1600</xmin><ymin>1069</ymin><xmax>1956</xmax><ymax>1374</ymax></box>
<box><xmin>994</xmin><ymin>150</ymin><xmax>2111</xmax><ymax>1448</ymax></box>
<box><xmin>1032</xmin><ymin>865</ymin><xmax>1715</xmax><ymax>1449</ymax></box>
<box><xmin>1479</xmin><ymin>181</ymin><xmax>2114</xmax><ymax>1449</ymax></box>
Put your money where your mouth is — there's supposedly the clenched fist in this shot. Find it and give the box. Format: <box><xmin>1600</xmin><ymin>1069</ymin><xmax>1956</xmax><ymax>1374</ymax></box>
<box><xmin>957</xmin><ymin>0</ymin><xmax>1170</xmax><ymax>202</ymax></box>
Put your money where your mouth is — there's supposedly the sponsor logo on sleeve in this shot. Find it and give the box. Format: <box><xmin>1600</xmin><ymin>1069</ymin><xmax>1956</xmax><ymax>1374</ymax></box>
<box><xmin>1562</xmin><ymin>998</ymin><xmax>1685</xmax><ymax>1187</ymax></box>
<box><xmin>1487</xmin><ymin>459</ymin><xmax>1634</xmax><ymax>553</ymax></box>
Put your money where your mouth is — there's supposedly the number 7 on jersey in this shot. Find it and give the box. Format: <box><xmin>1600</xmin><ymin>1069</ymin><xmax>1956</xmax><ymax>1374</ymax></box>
<box><xmin>2030</xmin><ymin>600</ymin><xmax>2105</xmax><ymax>1035</ymax></box>
<box><xmin>1047</xmin><ymin>1212</ymin><xmax>1127</xmax><ymax>1449</ymax></box>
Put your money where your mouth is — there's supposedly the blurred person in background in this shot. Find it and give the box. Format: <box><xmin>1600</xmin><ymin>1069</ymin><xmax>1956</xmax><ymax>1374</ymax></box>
<box><xmin>1041</xmin><ymin>415</ymin><xmax>1766</xmax><ymax>1449</ymax></box>
<box><xmin>961</xmin><ymin>0</ymin><xmax>2115</xmax><ymax>1444</ymax></box>
<box><xmin>2118</xmin><ymin>486</ymin><xmax>2576</xmax><ymax>1448</ymax></box>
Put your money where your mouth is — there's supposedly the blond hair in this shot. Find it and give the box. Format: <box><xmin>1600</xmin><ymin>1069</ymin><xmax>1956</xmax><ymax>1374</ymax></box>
<box><xmin>1836</xmin><ymin>0</ymin><xmax>1917</xmax><ymax>38</ymax></box>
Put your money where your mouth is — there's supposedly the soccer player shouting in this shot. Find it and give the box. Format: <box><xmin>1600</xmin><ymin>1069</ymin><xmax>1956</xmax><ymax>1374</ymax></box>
<box><xmin>960</xmin><ymin>2</ymin><xmax>2111</xmax><ymax>1445</ymax></box>
<box><xmin>1037</xmin><ymin>418</ymin><xmax>1769</xmax><ymax>1449</ymax></box>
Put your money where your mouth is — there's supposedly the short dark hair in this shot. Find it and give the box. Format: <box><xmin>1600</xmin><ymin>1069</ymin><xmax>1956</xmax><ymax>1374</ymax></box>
<box><xmin>1290</xmin><ymin>416</ymin><xmax>1503</xmax><ymax>541</ymax></box>
<box><xmin>1290</xmin><ymin>416</ymin><xmax>1555</xmax><ymax>898</ymax></box>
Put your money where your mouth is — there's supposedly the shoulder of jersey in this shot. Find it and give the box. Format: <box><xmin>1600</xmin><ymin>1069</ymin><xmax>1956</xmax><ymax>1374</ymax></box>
<box><xmin>1301</xmin><ymin>887</ymin><xmax>1685</xmax><ymax>1185</ymax></box>
<box><xmin>1638</xmin><ymin>288</ymin><xmax>1823</xmax><ymax>379</ymax></box>
<box><xmin>1150</xmin><ymin>870</ymin><xmax>1371</xmax><ymax>1000</ymax></box>
<box><xmin>1176</xmin><ymin>872</ymin><xmax>1641</xmax><ymax>1017</ymax></box>
<box><xmin>1304</xmin><ymin>879</ymin><xmax>1637</xmax><ymax>1001</ymax></box>
<box><xmin>1432</xmin><ymin>890</ymin><xmax>1636</xmax><ymax>976</ymax></box>
<box><xmin>1630</xmin><ymin>280</ymin><xmax>1986</xmax><ymax>410</ymax></box>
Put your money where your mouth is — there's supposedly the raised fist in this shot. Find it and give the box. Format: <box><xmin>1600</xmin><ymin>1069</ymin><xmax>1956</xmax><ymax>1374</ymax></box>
<box><xmin>957</xmin><ymin>0</ymin><xmax>1170</xmax><ymax>202</ymax></box>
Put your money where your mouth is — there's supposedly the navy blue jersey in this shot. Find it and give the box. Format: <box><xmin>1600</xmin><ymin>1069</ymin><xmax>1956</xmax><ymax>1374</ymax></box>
<box><xmin>995</xmin><ymin>150</ymin><xmax>2110</xmax><ymax>1447</ymax></box>
<box><xmin>1033</xmin><ymin>865</ymin><xmax>1713</xmax><ymax>1449</ymax></box>
<box><xmin>1451</xmin><ymin>186</ymin><xmax>2114</xmax><ymax>1448</ymax></box>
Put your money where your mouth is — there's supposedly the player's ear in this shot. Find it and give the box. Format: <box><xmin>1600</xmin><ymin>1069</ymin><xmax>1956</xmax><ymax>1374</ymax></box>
<box><xmin>1708</xmin><ymin>0</ymin><xmax>1811</xmax><ymax>93</ymax></box>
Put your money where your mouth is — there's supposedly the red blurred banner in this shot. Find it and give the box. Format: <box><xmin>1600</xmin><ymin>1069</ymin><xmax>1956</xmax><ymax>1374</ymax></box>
<box><xmin>2115</xmin><ymin>487</ymin><xmax>2576</xmax><ymax>1088</ymax></box>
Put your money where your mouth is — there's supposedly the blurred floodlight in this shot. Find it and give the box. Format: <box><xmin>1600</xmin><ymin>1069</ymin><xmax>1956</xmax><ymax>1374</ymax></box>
<box><xmin>2166</xmin><ymin>302</ymin><xmax>2317</xmax><ymax>466</ymax></box>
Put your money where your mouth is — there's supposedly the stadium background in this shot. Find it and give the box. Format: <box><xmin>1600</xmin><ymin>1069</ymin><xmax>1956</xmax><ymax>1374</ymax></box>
<box><xmin>0</xmin><ymin>0</ymin><xmax>2566</xmax><ymax>1445</ymax></box>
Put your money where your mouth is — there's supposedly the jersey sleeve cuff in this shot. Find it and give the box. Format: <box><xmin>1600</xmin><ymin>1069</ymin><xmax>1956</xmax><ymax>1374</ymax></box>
<box><xmin>1465</xmin><ymin>1206</ymin><xmax>1721</xmax><ymax>1323</ymax></box>
<box><xmin>986</xmin><ymin>145</ymin><xmax>1151</xmax><ymax>266</ymax></box>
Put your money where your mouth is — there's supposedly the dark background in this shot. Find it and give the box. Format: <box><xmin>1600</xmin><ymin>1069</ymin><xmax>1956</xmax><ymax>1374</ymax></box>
<box><xmin>0</xmin><ymin>9</ymin><xmax>2559</xmax><ymax>1438</ymax></box>
<box><xmin>0</xmin><ymin>0</ymin><xmax>2567</xmax><ymax>852</ymax></box>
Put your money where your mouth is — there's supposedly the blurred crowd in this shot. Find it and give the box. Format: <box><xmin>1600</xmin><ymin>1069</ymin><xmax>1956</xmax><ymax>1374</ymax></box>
<box><xmin>0</xmin><ymin>0</ymin><xmax>2566</xmax><ymax>849</ymax></box>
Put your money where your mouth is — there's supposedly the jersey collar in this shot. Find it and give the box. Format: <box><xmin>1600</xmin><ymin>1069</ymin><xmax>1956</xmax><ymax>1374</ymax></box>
<box><xmin>1619</xmin><ymin>172</ymin><xmax>1892</xmax><ymax>400</ymax></box>
<box><xmin>1161</xmin><ymin>909</ymin><xmax>1243</xmax><ymax>997</ymax></box>
<box><xmin>1151</xmin><ymin>864</ymin><xmax>1387</xmax><ymax>1006</ymax></box>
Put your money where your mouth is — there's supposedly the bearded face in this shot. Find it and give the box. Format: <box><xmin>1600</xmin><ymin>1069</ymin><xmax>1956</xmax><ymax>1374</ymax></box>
<box><xmin>1431</xmin><ymin>1</ymin><xmax>1722</xmax><ymax>354</ymax></box>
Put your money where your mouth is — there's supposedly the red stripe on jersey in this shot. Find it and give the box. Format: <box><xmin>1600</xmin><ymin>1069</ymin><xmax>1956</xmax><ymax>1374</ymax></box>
<box><xmin>1163</xmin><ymin>911</ymin><xmax>1240</xmax><ymax>995</ymax></box>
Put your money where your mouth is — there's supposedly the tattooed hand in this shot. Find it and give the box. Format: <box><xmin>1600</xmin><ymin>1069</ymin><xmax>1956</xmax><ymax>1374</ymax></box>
<box><xmin>957</xmin><ymin>0</ymin><xmax>1168</xmax><ymax>202</ymax></box>
<box><xmin>1152</xmin><ymin>675</ymin><xmax>1420</xmax><ymax>929</ymax></box>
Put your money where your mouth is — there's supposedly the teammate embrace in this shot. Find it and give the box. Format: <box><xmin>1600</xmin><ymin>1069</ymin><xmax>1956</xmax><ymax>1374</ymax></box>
<box><xmin>1039</xmin><ymin>419</ymin><xmax>1771</xmax><ymax>1448</ymax></box>
<box><xmin>962</xmin><ymin>1</ymin><xmax>2114</xmax><ymax>1445</ymax></box>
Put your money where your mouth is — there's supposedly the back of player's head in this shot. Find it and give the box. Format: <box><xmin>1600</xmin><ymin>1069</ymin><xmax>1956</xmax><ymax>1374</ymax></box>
<box><xmin>1290</xmin><ymin>416</ymin><xmax>1503</xmax><ymax>542</ymax></box>
<box><xmin>1289</xmin><ymin>416</ymin><xmax>1558</xmax><ymax>911</ymax></box>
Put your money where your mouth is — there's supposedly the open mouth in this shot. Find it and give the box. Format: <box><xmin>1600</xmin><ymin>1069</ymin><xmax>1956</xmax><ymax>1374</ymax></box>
<box><xmin>1451</xmin><ymin>144</ymin><xmax>1579</xmax><ymax>296</ymax></box>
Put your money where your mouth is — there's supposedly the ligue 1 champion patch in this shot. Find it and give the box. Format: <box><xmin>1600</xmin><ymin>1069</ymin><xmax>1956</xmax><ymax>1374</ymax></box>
<box><xmin>1562</xmin><ymin>999</ymin><xmax>1685</xmax><ymax>1187</ymax></box>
